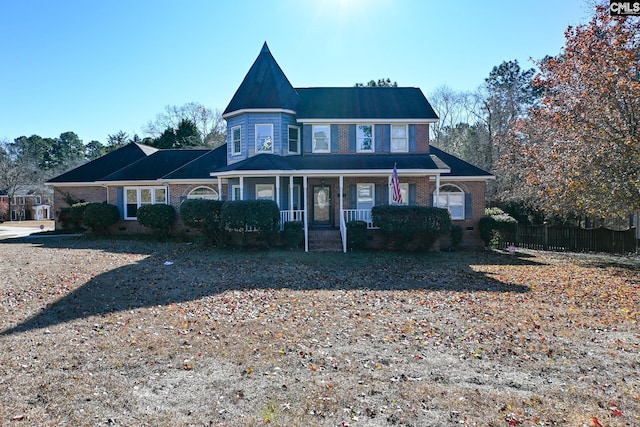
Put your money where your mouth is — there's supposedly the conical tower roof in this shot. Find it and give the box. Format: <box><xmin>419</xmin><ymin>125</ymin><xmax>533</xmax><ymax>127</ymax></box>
<box><xmin>223</xmin><ymin>42</ymin><xmax>299</xmax><ymax>116</ymax></box>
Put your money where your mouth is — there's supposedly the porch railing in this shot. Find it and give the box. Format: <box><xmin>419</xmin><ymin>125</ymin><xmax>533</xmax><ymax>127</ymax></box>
<box><xmin>280</xmin><ymin>210</ymin><xmax>305</xmax><ymax>230</ymax></box>
<box><xmin>343</xmin><ymin>209</ymin><xmax>377</xmax><ymax>229</ymax></box>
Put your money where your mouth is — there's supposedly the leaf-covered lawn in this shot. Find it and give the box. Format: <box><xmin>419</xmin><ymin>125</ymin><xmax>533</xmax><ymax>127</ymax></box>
<box><xmin>0</xmin><ymin>237</ymin><xmax>638</xmax><ymax>426</ymax></box>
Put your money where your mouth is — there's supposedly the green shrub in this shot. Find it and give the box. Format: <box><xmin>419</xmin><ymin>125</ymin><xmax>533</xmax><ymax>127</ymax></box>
<box><xmin>282</xmin><ymin>221</ymin><xmax>304</xmax><ymax>249</ymax></box>
<box><xmin>82</xmin><ymin>203</ymin><xmax>120</xmax><ymax>235</ymax></box>
<box><xmin>137</xmin><ymin>204</ymin><xmax>176</xmax><ymax>238</ymax></box>
<box><xmin>372</xmin><ymin>205</ymin><xmax>452</xmax><ymax>251</ymax></box>
<box><xmin>450</xmin><ymin>224</ymin><xmax>464</xmax><ymax>249</ymax></box>
<box><xmin>180</xmin><ymin>199</ymin><xmax>225</xmax><ymax>245</ymax></box>
<box><xmin>58</xmin><ymin>201</ymin><xmax>89</xmax><ymax>230</ymax></box>
<box><xmin>479</xmin><ymin>207</ymin><xmax>517</xmax><ymax>248</ymax></box>
<box><xmin>347</xmin><ymin>220</ymin><xmax>368</xmax><ymax>251</ymax></box>
<box><xmin>221</xmin><ymin>200</ymin><xmax>280</xmax><ymax>247</ymax></box>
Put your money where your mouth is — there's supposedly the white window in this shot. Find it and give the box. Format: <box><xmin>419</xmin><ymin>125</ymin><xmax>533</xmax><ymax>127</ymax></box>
<box><xmin>288</xmin><ymin>126</ymin><xmax>300</xmax><ymax>154</ymax></box>
<box><xmin>187</xmin><ymin>186</ymin><xmax>219</xmax><ymax>200</ymax></box>
<box><xmin>231</xmin><ymin>126</ymin><xmax>241</xmax><ymax>155</ymax></box>
<box><xmin>436</xmin><ymin>184</ymin><xmax>465</xmax><ymax>220</ymax></box>
<box><xmin>255</xmin><ymin>124</ymin><xmax>273</xmax><ymax>153</ymax></box>
<box><xmin>391</xmin><ymin>124</ymin><xmax>408</xmax><ymax>152</ymax></box>
<box><xmin>356</xmin><ymin>183</ymin><xmax>375</xmax><ymax>210</ymax></box>
<box><xmin>389</xmin><ymin>183</ymin><xmax>409</xmax><ymax>205</ymax></box>
<box><xmin>356</xmin><ymin>124</ymin><xmax>374</xmax><ymax>152</ymax></box>
<box><xmin>124</xmin><ymin>187</ymin><xmax>167</xmax><ymax>220</ymax></box>
<box><xmin>35</xmin><ymin>196</ymin><xmax>42</xmax><ymax>205</ymax></box>
<box><xmin>312</xmin><ymin>125</ymin><xmax>330</xmax><ymax>153</ymax></box>
<box><xmin>256</xmin><ymin>184</ymin><xmax>274</xmax><ymax>201</ymax></box>
<box><xmin>232</xmin><ymin>185</ymin><xmax>241</xmax><ymax>201</ymax></box>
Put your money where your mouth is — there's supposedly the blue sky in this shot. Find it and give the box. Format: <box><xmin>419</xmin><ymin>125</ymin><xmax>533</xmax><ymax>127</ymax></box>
<box><xmin>0</xmin><ymin>0</ymin><xmax>592</xmax><ymax>144</ymax></box>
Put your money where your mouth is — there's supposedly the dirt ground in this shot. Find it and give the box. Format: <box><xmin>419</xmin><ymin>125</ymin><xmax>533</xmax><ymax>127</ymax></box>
<box><xmin>0</xmin><ymin>236</ymin><xmax>638</xmax><ymax>426</ymax></box>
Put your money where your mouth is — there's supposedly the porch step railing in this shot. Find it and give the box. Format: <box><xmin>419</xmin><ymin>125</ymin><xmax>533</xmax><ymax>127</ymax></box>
<box><xmin>343</xmin><ymin>209</ymin><xmax>377</xmax><ymax>229</ymax></box>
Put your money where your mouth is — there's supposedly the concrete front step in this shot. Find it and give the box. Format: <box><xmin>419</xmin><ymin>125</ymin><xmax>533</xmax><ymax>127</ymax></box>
<box><xmin>308</xmin><ymin>229</ymin><xmax>343</xmax><ymax>252</ymax></box>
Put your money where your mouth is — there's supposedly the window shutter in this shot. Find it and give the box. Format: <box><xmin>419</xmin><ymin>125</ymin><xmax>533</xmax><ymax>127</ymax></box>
<box><xmin>349</xmin><ymin>184</ymin><xmax>357</xmax><ymax>209</ymax></box>
<box><xmin>303</xmin><ymin>124</ymin><xmax>312</xmax><ymax>153</ymax></box>
<box><xmin>465</xmin><ymin>193</ymin><xmax>473</xmax><ymax>219</ymax></box>
<box><xmin>331</xmin><ymin>124</ymin><xmax>339</xmax><ymax>152</ymax></box>
<box><xmin>409</xmin><ymin>184</ymin><xmax>417</xmax><ymax>206</ymax></box>
<box><xmin>349</xmin><ymin>124</ymin><xmax>356</xmax><ymax>152</ymax></box>
<box><xmin>375</xmin><ymin>183</ymin><xmax>386</xmax><ymax>206</ymax></box>
<box><xmin>409</xmin><ymin>124</ymin><xmax>417</xmax><ymax>152</ymax></box>
<box><xmin>116</xmin><ymin>187</ymin><xmax>124</xmax><ymax>217</ymax></box>
<box><xmin>382</xmin><ymin>124</ymin><xmax>390</xmax><ymax>152</ymax></box>
<box><xmin>375</xmin><ymin>125</ymin><xmax>383</xmax><ymax>152</ymax></box>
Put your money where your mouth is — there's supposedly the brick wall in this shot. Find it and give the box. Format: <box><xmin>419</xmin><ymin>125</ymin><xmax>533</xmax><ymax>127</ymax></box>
<box><xmin>415</xmin><ymin>124</ymin><xmax>430</xmax><ymax>153</ymax></box>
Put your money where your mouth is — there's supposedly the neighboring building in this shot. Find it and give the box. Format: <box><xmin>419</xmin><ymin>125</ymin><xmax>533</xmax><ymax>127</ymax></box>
<box><xmin>47</xmin><ymin>43</ymin><xmax>493</xmax><ymax>250</ymax></box>
<box><xmin>0</xmin><ymin>189</ymin><xmax>53</xmax><ymax>221</ymax></box>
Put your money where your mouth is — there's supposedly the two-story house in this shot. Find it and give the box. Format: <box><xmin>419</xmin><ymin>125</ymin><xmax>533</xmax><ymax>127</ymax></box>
<box><xmin>47</xmin><ymin>43</ymin><xmax>493</xmax><ymax>251</ymax></box>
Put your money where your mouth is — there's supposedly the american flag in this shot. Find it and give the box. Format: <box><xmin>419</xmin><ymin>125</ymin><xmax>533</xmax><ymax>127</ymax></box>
<box><xmin>392</xmin><ymin>163</ymin><xmax>403</xmax><ymax>203</ymax></box>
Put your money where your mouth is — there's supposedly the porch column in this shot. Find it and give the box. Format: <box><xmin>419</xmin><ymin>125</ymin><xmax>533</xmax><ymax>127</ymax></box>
<box><xmin>275</xmin><ymin>175</ymin><xmax>280</xmax><ymax>208</ymax></box>
<box><xmin>239</xmin><ymin>176</ymin><xmax>244</xmax><ymax>200</ymax></box>
<box><xmin>303</xmin><ymin>175</ymin><xmax>309</xmax><ymax>252</ymax></box>
<box><xmin>435</xmin><ymin>174</ymin><xmax>441</xmax><ymax>207</ymax></box>
<box><xmin>217</xmin><ymin>177</ymin><xmax>223</xmax><ymax>200</ymax></box>
<box><xmin>340</xmin><ymin>175</ymin><xmax>346</xmax><ymax>253</ymax></box>
<box><xmin>289</xmin><ymin>175</ymin><xmax>294</xmax><ymax>220</ymax></box>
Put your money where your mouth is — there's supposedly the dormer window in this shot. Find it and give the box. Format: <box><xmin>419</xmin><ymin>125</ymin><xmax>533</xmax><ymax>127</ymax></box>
<box><xmin>256</xmin><ymin>124</ymin><xmax>274</xmax><ymax>153</ymax></box>
<box><xmin>356</xmin><ymin>124</ymin><xmax>374</xmax><ymax>152</ymax></box>
<box><xmin>312</xmin><ymin>125</ymin><xmax>330</xmax><ymax>153</ymax></box>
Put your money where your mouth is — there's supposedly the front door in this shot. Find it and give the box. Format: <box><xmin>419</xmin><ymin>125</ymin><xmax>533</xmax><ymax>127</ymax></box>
<box><xmin>312</xmin><ymin>185</ymin><xmax>331</xmax><ymax>227</ymax></box>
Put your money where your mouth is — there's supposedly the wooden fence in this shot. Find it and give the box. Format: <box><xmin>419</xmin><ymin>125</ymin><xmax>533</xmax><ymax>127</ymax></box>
<box><xmin>505</xmin><ymin>224</ymin><xmax>638</xmax><ymax>254</ymax></box>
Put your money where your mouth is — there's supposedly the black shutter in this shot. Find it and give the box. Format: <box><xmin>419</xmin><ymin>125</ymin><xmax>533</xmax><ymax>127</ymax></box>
<box><xmin>465</xmin><ymin>193</ymin><xmax>473</xmax><ymax>219</ymax></box>
<box><xmin>331</xmin><ymin>124</ymin><xmax>339</xmax><ymax>152</ymax></box>
<box><xmin>409</xmin><ymin>184</ymin><xmax>417</xmax><ymax>206</ymax></box>
<box><xmin>303</xmin><ymin>124</ymin><xmax>312</xmax><ymax>153</ymax></box>
<box><xmin>349</xmin><ymin>125</ymin><xmax>356</xmax><ymax>152</ymax></box>
<box><xmin>349</xmin><ymin>185</ymin><xmax>357</xmax><ymax>209</ymax></box>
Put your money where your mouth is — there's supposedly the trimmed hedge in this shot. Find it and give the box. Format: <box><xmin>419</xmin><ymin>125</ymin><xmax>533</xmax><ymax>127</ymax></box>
<box><xmin>137</xmin><ymin>204</ymin><xmax>176</xmax><ymax>239</ymax></box>
<box><xmin>282</xmin><ymin>221</ymin><xmax>304</xmax><ymax>249</ymax></box>
<box><xmin>371</xmin><ymin>205</ymin><xmax>452</xmax><ymax>251</ymax></box>
<box><xmin>59</xmin><ymin>202</ymin><xmax>90</xmax><ymax>230</ymax></box>
<box><xmin>347</xmin><ymin>220</ymin><xmax>367</xmax><ymax>251</ymax></box>
<box><xmin>221</xmin><ymin>200</ymin><xmax>280</xmax><ymax>247</ymax></box>
<box><xmin>82</xmin><ymin>203</ymin><xmax>120</xmax><ymax>235</ymax></box>
<box><xmin>479</xmin><ymin>207</ymin><xmax>517</xmax><ymax>248</ymax></box>
<box><xmin>180</xmin><ymin>199</ymin><xmax>225</xmax><ymax>245</ymax></box>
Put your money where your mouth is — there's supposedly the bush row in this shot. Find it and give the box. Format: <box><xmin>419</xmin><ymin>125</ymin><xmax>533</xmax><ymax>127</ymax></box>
<box><xmin>479</xmin><ymin>207</ymin><xmax>517</xmax><ymax>248</ymax></box>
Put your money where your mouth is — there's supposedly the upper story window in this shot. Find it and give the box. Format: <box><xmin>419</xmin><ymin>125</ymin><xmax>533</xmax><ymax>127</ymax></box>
<box><xmin>125</xmin><ymin>187</ymin><xmax>167</xmax><ymax>220</ymax></box>
<box><xmin>187</xmin><ymin>186</ymin><xmax>218</xmax><ymax>200</ymax></box>
<box><xmin>312</xmin><ymin>125</ymin><xmax>330</xmax><ymax>153</ymax></box>
<box><xmin>255</xmin><ymin>124</ymin><xmax>273</xmax><ymax>153</ymax></box>
<box><xmin>231</xmin><ymin>126</ymin><xmax>241</xmax><ymax>155</ymax></box>
<box><xmin>435</xmin><ymin>184</ymin><xmax>465</xmax><ymax>220</ymax></box>
<box><xmin>356</xmin><ymin>124</ymin><xmax>374</xmax><ymax>152</ymax></box>
<box><xmin>391</xmin><ymin>124</ymin><xmax>408</xmax><ymax>152</ymax></box>
<box><xmin>288</xmin><ymin>126</ymin><xmax>300</xmax><ymax>154</ymax></box>
<box><xmin>35</xmin><ymin>196</ymin><xmax>42</xmax><ymax>205</ymax></box>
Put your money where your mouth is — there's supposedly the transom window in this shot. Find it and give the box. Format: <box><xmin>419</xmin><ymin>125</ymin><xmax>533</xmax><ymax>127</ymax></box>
<box><xmin>356</xmin><ymin>124</ymin><xmax>374</xmax><ymax>152</ymax></box>
<box><xmin>255</xmin><ymin>124</ymin><xmax>273</xmax><ymax>153</ymax></box>
<box><xmin>125</xmin><ymin>187</ymin><xmax>167</xmax><ymax>220</ymax></box>
<box><xmin>256</xmin><ymin>184</ymin><xmax>274</xmax><ymax>200</ymax></box>
<box><xmin>312</xmin><ymin>125</ymin><xmax>330</xmax><ymax>153</ymax></box>
<box><xmin>232</xmin><ymin>126</ymin><xmax>241</xmax><ymax>155</ymax></box>
<box><xmin>389</xmin><ymin>183</ymin><xmax>408</xmax><ymax>205</ymax></box>
<box><xmin>288</xmin><ymin>126</ymin><xmax>300</xmax><ymax>154</ymax></box>
<box><xmin>391</xmin><ymin>124</ymin><xmax>408</xmax><ymax>152</ymax></box>
<box><xmin>187</xmin><ymin>186</ymin><xmax>219</xmax><ymax>200</ymax></box>
<box><xmin>436</xmin><ymin>184</ymin><xmax>465</xmax><ymax>220</ymax></box>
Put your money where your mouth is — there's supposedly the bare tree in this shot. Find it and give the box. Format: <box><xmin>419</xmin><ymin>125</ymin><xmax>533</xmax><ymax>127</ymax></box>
<box><xmin>0</xmin><ymin>139</ymin><xmax>39</xmax><ymax>221</ymax></box>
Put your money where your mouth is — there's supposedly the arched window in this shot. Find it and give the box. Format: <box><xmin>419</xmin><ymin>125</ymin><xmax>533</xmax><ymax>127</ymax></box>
<box><xmin>436</xmin><ymin>184</ymin><xmax>465</xmax><ymax>220</ymax></box>
<box><xmin>187</xmin><ymin>186</ymin><xmax>219</xmax><ymax>200</ymax></box>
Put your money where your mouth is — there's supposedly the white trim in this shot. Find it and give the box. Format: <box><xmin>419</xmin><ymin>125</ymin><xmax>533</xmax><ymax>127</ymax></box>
<box><xmin>213</xmin><ymin>168</ymin><xmax>451</xmax><ymax>178</ymax></box>
<box><xmin>298</xmin><ymin>118</ymin><xmax>437</xmax><ymax>124</ymax></box>
<box><xmin>287</xmin><ymin>125</ymin><xmax>300</xmax><ymax>154</ymax></box>
<box><xmin>429</xmin><ymin>175</ymin><xmax>495</xmax><ymax>181</ymax></box>
<box><xmin>187</xmin><ymin>186</ymin><xmax>219</xmax><ymax>200</ymax></box>
<box><xmin>231</xmin><ymin>125</ymin><xmax>242</xmax><ymax>155</ymax></box>
<box><xmin>311</xmin><ymin>124</ymin><xmax>331</xmax><ymax>153</ymax></box>
<box><xmin>223</xmin><ymin>108</ymin><xmax>297</xmax><ymax>119</ymax></box>
<box><xmin>231</xmin><ymin>184</ymin><xmax>241</xmax><ymax>200</ymax></box>
<box><xmin>255</xmin><ymin>123</ymin><xmax>274</xmax><ymax>154</ymax></box>
<box><xmin>256</xmin><ymin>183</ymin><xmax>275</xmax><ymax>201</ymax></box>
<box><xmin>356</xmin><ymin>124</ymin><xmax>374</xmax><ymax>153</ymax></box>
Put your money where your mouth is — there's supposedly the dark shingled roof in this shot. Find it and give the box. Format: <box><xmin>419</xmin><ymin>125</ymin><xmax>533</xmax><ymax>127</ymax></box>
<box><xmin>163</xmin><ymin>144</ymin><xmax>227</xmax><ymax>180</ymax></box>
<box><xmin>47</xmin><ymin>143</ymin><xmax>158</xmax><ymax>184</ymax></box>
<box><xmin>212</xmin><ymin>152</ymin><xmax>447</xmax><ymax>173</ymax></box>
<box><xmin>223</xmin><ymin>42</ymin><xmax>299</xmax><ymax>115</ymax></box>
<box><xmin>296</xmin><ymin>87</ymin><xmax>438</xmax><ymax>120</ymax></box>
<box><xmin>429</xmin><ymin>145</ymin><xmax>493</xmax><ymax>177</ymax></box>
<box><xmin>100</xmin><ymin>149</ymin><xmax>213</xmax><ymax>182</ymax></box>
